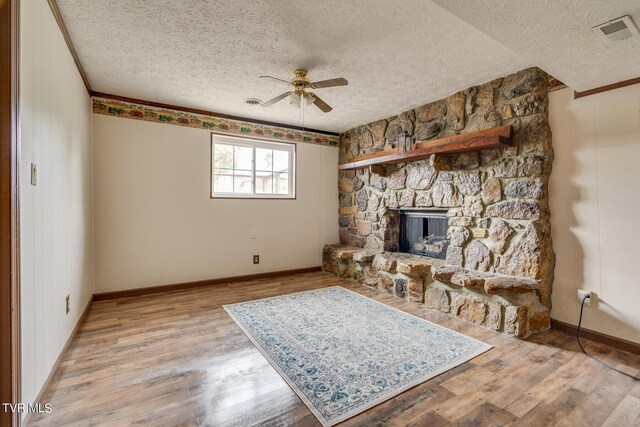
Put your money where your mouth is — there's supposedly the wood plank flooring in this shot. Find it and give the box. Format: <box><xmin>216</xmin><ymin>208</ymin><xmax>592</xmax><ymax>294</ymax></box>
<box><xmin>28</xmin><ymin>272</ymin><xmax>640</xmax><ymax>426</ymax></box>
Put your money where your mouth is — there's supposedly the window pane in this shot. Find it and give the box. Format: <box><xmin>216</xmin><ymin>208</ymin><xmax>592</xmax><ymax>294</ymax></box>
<box><xmin>213</xmin><ymin>144</ymin><xmax>233</xmax><ymax>169</ymax></box>
<box><xmin>234</xmin><ymin>145</ymin><xmax>252</xmax><ymax>170</ymax></box>
<box><xmin>256</xmin><ymin>148</ymin><xmax>273</xmax><ymax>171</ymax></box>
<box><xmin>233</xmin><ymin>170</ymin><xmax>252</xmax><ymax>193</ymax></box>
<box><xmin>273</xmin><ymin>150</ymin><xmax>289</xmax><ymax>173</ymax></box>
<box><xmin>213</xmin><ymin>169</ymin><xmax>233</xmax><ymax>193</ymax></box>
<box><xmin>255</xmin><ymin>170</ymin><xmax>273</xmax><ymax>194</ymax></box>
<box><xmin>275</xmin><ymin>172</ymin><xmax>289</xmax><ymax>194</ymax></box>
<box><xmin>212</xmin><ymin>138</ymin><xmax>293</xmax><ymax>198</ymax></box>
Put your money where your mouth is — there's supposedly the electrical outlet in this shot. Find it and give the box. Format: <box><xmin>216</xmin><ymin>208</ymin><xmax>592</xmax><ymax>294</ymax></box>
<box><xmin>249</xmin><ymin>230</ymin><xmax>257</xmax><ymax>239</ymax></box>
<box><xmin>253</xmin><ymin>255</ymin><xmax>259</xmax><ymax>264</ymax></box>
<box><xmin>577</xmin><ymin>289</ymin><xmax>592</xmax><ymax>306</ymax></box>
<box><xmin>65</xmin><ymin>295</ymin><xmax>70</xmax><ymax>314</ymax></box>
<box><xmin>31</xmin><ymin>163</ymin><xmax>37</xmax><ymax>186</ymax></box>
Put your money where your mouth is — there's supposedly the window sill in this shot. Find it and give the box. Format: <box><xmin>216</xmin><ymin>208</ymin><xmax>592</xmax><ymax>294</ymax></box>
<box><xmin>210</xmin><ymin>195</ymin><xmax>296</xmax><ymax>200</ymax></box>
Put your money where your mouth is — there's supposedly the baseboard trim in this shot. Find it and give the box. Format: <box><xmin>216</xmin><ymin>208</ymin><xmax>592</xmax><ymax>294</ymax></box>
<box><xmin>93</xmin><ymin>267</ymin><xmax>323</xmax><ymax>301</ymax></box>
<box><xmin>550</xmin><ymin>318</ymin><xmax>640</xmax><ymax>355</ymax></box>
<box><xmin>23</xmin><ymin>294</ymin><xmax>94</xmax><ymax>426</ymax></box>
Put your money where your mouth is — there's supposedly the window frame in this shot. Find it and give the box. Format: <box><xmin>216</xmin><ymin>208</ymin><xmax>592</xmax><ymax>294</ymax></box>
<box><xmin>210</xmin><ymin>133</ymin><xmax>297</xmax><ymax>199</ymax></box>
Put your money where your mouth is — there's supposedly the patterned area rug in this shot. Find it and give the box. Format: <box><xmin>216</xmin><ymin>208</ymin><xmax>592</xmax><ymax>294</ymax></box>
<box><xmin>224</xmin><ymin>287</ymin><xmax>492</xmax><ymax>426</ymax></box>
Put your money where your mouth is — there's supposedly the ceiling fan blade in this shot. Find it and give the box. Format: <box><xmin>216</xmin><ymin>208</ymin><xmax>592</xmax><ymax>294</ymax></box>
<box><xmin>311</xmin><ymin>77</ymin><xmax>348</xmax><ymax>89</ymax></box>
<box><xmin>261</xmin><ymin>92</ymin><xmax>291</xmax><ymax>107</ymax></box>
<box><xmin>260</xmin><ymin>75</ymin><xmax>291</xmax><ymax>86</ymax></box>
<box><xmin>311</xmin><ymin>94</ymin><xmax>333</xmax><ymax>113</ymax></box>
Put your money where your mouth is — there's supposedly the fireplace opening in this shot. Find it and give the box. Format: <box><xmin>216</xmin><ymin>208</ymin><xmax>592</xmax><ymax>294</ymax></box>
<box><xmin>398</xmin><ymin>209</ymin><xmax>449</xmax><ymax>259</ymax></box>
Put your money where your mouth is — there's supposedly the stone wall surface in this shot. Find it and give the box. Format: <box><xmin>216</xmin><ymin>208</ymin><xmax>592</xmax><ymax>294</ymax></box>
<box><xmin>331</xmin><ymin>67</ymin><xmax>555</xmax><ymax>337</ymax></box>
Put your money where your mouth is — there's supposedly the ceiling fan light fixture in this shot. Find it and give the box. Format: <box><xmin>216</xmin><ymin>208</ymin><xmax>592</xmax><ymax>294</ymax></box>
<box><xmin>289</xmin><ymin>91</ymin><xmax>301</xmax><ymax>107</ymax></box>
<box><xmin>258</xmin><ymin>69</ymin><xmax>347</xmax><ymax>113</ymax></box>
<box><xmin>303</xmin><ymin>93</ymin><xmax>314</xmax><ymax>107</ymax></box>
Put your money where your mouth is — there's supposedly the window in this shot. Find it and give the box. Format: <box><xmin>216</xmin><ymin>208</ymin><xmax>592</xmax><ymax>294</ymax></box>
<box><xmin>211</xmin><ymin>135</ymin><xmax>295</xmax><ymax>198</ymax></box>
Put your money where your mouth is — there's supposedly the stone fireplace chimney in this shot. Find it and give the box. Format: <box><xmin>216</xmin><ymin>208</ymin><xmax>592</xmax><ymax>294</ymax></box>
<box><xmin>326</xmin><ymin>67</ymin><xmax>555</xmax><ymax>338</ymax></box>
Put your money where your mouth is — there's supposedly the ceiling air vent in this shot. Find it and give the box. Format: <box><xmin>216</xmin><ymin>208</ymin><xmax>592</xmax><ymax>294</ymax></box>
<box><xmin>593</xmin><ymin>15</ymin><xmax>639</xmax><ymax>42</ymax></box>
<box><xmin>243</xmin><ymin>98</ymin><xmax>263</xmax><ymax>106</ymax></box>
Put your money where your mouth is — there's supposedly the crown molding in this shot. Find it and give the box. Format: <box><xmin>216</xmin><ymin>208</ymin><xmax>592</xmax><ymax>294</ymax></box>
<box><xmin>574</xmin><ymin>76</ymin><xmax>640</xmax><ymax>99</ymax></box>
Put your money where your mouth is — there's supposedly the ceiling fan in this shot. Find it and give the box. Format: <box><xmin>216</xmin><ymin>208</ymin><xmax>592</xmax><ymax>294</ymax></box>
<box><xmin>259</xmin><ymin>69</ymin><xmax>348</xmax><ymax>113</ymax></box>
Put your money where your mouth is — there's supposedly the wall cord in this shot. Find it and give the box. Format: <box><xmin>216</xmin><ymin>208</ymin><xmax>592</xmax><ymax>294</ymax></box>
<box><xmin>577</xmin><ymin>295</ymin><xmax>639</xmax><ymax>381</ymax></box>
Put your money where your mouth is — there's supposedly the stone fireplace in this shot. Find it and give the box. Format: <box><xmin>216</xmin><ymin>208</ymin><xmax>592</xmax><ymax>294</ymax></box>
<box><xmin>324</xmin><ymin>67</ymin><xmax>555</xmax><ymax>338</ymax></box>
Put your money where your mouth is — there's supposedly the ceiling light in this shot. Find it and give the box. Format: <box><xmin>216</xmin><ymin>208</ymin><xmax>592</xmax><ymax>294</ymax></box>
<box><xmin>289</xmin><ymin>91</ymin><xmax>301</xmax><ymax>108</ymax></box>
<box><xmin>592</xmin><ymin>15</ymin><xmax>639</xmax><ymax>42</ymax></box>
<box><xmin>303</xmin><ymin>93</ymin><xmax>314</xmax><ymax>107</ymax></box>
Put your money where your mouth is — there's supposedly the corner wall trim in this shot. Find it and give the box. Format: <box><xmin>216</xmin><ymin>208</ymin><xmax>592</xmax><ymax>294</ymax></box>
<box><xmin>574</xmin><ymin>76</ymin><xmax>640</xmax><ymax>99</ymax></box>
<box><xmin>1</xmin><ymin>0</ymin><xmax>21</xmax><ymax>424</ymax></box>
<box><xmin>93</xmin><ymin>267</ymin><xmax>323</xmax><ymax>301</ymax></box>
<box><xmin>22</xmin><ymin>295</ymin><xmax>94</xmax><ymax>426</ymax></box>
<box><xmin>550</xmin><ymin>318</ymin><xmax>640</xmax><ymax>355</ymax></box>
<box><xmin>47</xmin><ymin>0</ymin><xmax>91</xmax><ymax>95</ymax></box>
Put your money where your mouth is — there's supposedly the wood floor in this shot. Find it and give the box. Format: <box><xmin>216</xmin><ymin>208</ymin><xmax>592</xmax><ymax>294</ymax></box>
<box><xmin>29</xmin><ymin>272</ymin><xmax>640</xmax><ymax>426</ymax></box>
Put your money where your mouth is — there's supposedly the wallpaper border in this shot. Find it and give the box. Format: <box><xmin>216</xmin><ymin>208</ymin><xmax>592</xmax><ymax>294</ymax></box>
<box><xmin>92</xmin><ymin>97</ymin><xmax>340</xmax><ymax>147</ymax></box>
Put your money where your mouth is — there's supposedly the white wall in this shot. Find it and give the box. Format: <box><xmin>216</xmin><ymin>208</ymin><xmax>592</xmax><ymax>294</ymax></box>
<box><xmin>549</xmin><ymin>85</ymin><xmax>640</xmax><ymax>344</ymax></box>
<box><xmin>92</xmin><ymin>114</ymin><xmax>338</xmax><ymax>293</ymax></box>
<box><xmin>20</xmin><ymin>0</ymin><xmax>94</xmax><ymax>407</ymax></box>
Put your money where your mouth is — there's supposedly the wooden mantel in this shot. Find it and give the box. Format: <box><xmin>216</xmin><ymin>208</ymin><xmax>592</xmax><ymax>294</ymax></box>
<box><xmin>339</xmin><ymin>125</ymin><xmax>513</xmax><ymax>173</ymax></box>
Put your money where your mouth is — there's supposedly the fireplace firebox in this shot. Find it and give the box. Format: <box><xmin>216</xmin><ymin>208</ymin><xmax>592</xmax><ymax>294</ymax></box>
<box><xmin>398</xmin><ymin>209</ymin><xmax>449</xmax><ymax>259</ymax></box>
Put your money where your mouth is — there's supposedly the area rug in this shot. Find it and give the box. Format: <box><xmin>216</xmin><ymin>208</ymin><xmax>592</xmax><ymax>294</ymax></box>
<box><xmin>223</xmin><ymin>286</ymin><xmax>492</xmax><ymax>426</ymax></box>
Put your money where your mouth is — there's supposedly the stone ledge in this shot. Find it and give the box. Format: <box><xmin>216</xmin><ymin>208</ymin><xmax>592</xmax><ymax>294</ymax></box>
<box><xmin>322</xmin><ymin>244</ymin><xmax>361</xmax><ymax>277</ymax></box>
<box><xmin>372</xmin><ymin>252</ymin><xmax>440</xmax><ymax>275</ymax></box>
<box><xmin>352</xmin><ymin>249</ymin><xmax>380</xmax><ymax>263</ymax></box>
<box><xmin>322</xmin><ymin>244</ymin><xmax>362</xmax><ymax>260</ymax></box>
<box><xmin>484</xmin><ymin>276</ymin><xmax>539</xmax><ymax>295</ymax></box>
<box><xmin>322</xmin><ymin>244</ymin><xmax>439</xmax><ymax>305</ymax></box>
<box><xmin>433</xmin><ymin>265</ymin><xmax>540</xmax><ymax>295</ymax></box>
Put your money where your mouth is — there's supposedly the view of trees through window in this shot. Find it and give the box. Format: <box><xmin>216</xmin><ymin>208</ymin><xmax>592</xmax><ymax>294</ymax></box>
<box><xmin>212</xmin><ymin>137</ymin><xmax>294</xmax><ymax>198</ymax></box>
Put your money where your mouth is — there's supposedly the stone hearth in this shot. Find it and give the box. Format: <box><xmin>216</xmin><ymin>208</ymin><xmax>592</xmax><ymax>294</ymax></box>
<box><xmin>323</xmin><ymin>245</ymin><xmax>549</xmax><ymax>337</ymax></box>
<box><xmin>326</xmin><ymin>67</ymin><xmax>555</xmax><ymax>338</ymax></box>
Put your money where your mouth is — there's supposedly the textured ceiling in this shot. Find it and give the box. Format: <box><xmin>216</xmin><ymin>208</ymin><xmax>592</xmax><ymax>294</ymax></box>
<box><xmin>57</xmin><ymin>0</ymin><xmax>640</xmax><ymax>133</ymax></box>
<box><xmin>433</xmin><ymin>0</ymin><xmax>640</xmax><ymax>92</ymax></box>
<box><xmin>56</xmin><ymin>0</ymin><xmax>529</xmax><ymax>133</ymax></box>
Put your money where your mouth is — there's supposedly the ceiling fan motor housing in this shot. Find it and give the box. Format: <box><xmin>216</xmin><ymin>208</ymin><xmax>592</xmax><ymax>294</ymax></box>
<box><xmin>292</xmin><ymin>69</ymin><xmax>312</xmax><ymax>92</ymax></box>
